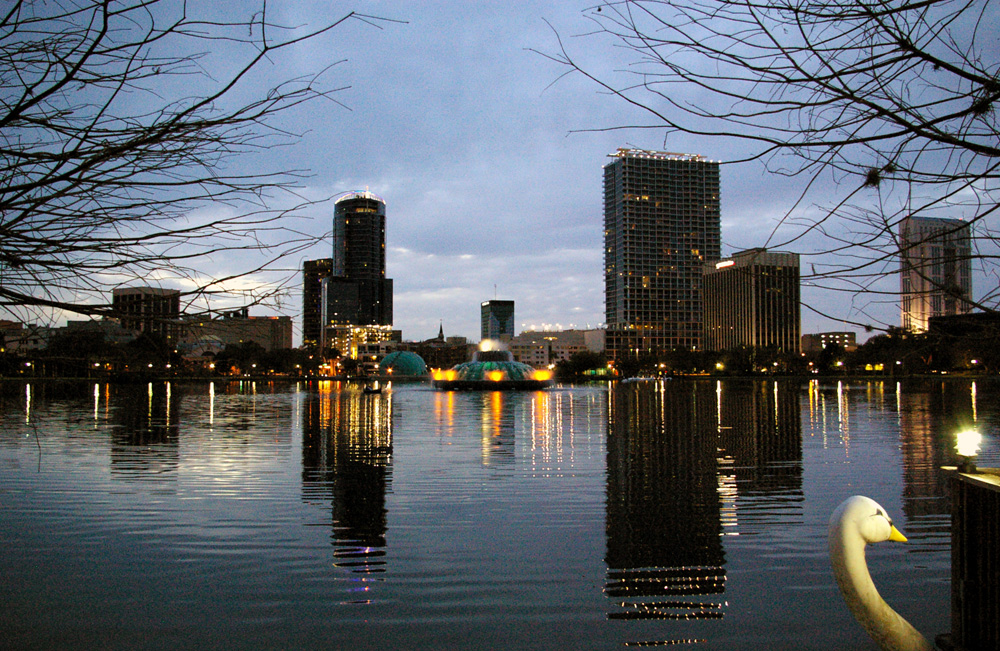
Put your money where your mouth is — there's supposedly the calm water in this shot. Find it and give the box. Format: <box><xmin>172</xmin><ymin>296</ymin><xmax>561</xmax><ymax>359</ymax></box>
<box><xmin>1</xmin><ymin>378</ymin><xmax>998</xmax><ymax>650</ymax></box>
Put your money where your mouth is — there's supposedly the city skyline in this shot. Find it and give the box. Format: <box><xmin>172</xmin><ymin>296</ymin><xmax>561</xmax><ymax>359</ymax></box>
<box><xmin>260</xmin><ymin>3</ymin><xmax>981</xmax><ymax>345</ymax></box>
<box><xmin>8</xmin><ymin>2</ymin><xmax>988</xmax><ymax>345</ymax></box>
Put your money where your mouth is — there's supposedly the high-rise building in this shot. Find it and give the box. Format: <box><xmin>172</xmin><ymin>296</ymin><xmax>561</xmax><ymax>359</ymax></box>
<box><xmin>702</xmin><ymin>248</ymin><xmax>800</xmax><ymax>353</ymax></box>
<box><xmin>899</xmin><ymin>216</ymin><xmax>972</xmax><ymax>332</ymax></box>
<box><xmin>302</xmin><ymin>258</ymin><xmax>333</xmax><ymax>348</ymax></box>
<box><xmin>111</xmin><ymin>287</ymin><xmax>181</xmax><ymax>342</ymax></box>
<box><xmin>481</xmin><ymin>299</ymin><xmax>515</xmax><ymax>342</ymax></box>
<box><xmin>603</xmin><ymin>148</ymin><xmax>721</xmax><ymax>357</ymax></box>
<box><xmin>313</xmin><ymin>190</ymin><xmax>394</xmax><ymax>357</ymax></box>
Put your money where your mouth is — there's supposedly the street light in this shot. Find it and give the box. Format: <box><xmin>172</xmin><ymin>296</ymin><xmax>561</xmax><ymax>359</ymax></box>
<box><xmin>955</xmin><ymin>429</ymin><xmax>982</xmax><ymax>474</ymax></box>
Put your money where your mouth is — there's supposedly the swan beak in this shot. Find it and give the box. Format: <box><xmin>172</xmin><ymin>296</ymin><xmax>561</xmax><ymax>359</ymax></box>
<box><xmin>889</xmin><ymin>525</ymin><xmax>907</xmax><ymax>543</ymax></box>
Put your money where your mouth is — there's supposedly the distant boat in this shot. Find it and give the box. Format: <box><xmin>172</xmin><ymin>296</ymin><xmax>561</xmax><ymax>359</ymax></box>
<box><xmin>363</xmin><ymin>380</ymin><xmax>382</xmax><ymax>394</ymax></box>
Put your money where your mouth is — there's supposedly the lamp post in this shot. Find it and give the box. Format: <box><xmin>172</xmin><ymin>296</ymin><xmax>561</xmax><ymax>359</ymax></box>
<box><xmin>955</xmin><ymin>429</ymin><xmax>982</xmax><ymax>474</ymax></box>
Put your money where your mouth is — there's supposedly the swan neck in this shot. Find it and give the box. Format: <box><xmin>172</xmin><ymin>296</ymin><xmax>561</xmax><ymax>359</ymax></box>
<box><xmin>830</xmin><ymin>525</ymin><xmax>934</xmax><ymax>651</ymax></box>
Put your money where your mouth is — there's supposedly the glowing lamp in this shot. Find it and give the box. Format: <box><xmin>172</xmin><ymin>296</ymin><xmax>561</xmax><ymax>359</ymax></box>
<box><xmin>487</xmin><ymin>370</ymin><xmax>504</xmax><ymax>382</ymax></box>
<box><xmin>532</xmin><ymin>369</ymin><xmax>553</xmax><ymax>382</ymax></box>
<box><xmin>955</xmin><ymin>429</ymin><xmax>982</xmax><ymax>473</ymax></box>
<box><xmin>445</xmin><ymin>370</ymin><xmax>457</xmax><ymax>381</ymax></box>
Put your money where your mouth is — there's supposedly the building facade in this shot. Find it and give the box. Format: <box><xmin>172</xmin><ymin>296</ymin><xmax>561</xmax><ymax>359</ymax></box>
<box><xmin>801</xmin><ymin>331</ymin><xmax>857</xmax><ymax>354</ymax></box>
<box><xmin>315</xmin><ymin>191</ymin><xmax>394</xmax><ymax>357</ymax></box>
<box><xmin>604</xmin><ymin>148</ymin><xmax>721</xmax><ymax>358</ymax></box>
<box><xmin>179</xmin><ymin>311</ymin><xmax>293</xmax><ymax>354</ymax></box>
<box><xmin>702</xmin><ymin>248</ymin><xmax>800</xmax><ymax>353</ymax></box>
<box><xmin>111</xmin><ymin>287</ymin><xmax>181</xmax><ymax>342</ymax></box>
<box><xmin>899</xmin><ymin>216</ymin><xmax>972</xmax><ymax>332</ymax></box>
<box><xmin>481</xmin><ymin>299</ymin><xmax>515</xmax><ymax>342</ymax></box>
<box><xmin>302</xmin><ymin>258</ymin><xmax>333</xmax><ymax>348</ymax></box>
<box><xmin>509</xmin><ymin>329</ymin><xmax>604</xmax><ymax>367</ymax></box>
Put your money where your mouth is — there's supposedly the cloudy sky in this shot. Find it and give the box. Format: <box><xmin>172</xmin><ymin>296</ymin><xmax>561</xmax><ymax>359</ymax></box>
<box><xmin>201</xmin><ymin>1</ymin><xmax>907</xmax><ymax>344</ymax></box>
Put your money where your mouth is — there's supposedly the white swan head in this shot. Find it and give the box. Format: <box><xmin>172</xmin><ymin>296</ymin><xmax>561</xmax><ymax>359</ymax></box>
<box><xmin>829</xmin><ymin>495</ymin><xmax>934</xmax><ymax>651</ymax></box>
<box><xmin>832</xmin><ymin>495</ymin><xmax>908</xmax><ymax>546</ymax></box>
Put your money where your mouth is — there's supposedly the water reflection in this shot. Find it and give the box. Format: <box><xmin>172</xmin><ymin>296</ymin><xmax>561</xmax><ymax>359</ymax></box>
<box><xmin>606</xmin><ymin>381</ymin><xmax>727</xmax><ymax>645</ymax></box>
<box><xmin>716</xmin><ymin>380</ymin><xmax>804</xmax><ymax>534</ymax></box>
<box><xmin>897</xmin><ymin>380</ymin><xmax>975</xmax><ymax>545</ymax></box>
<box><xmin>1</xmin><ymin>378</ymin><xmax>992</xmax><ymax>649</ymax></box>
<box><xmin>301</xmin><ymin>383</ymin><xmax>393</xmax><ymax>602</ymax></box>
<box><xmin>606</xmin><ymin>380</ymin><xmax>806</xmax><ymax>646</ymax></box>
<box><xmin>479</xmin><ymin>391</ymin><xmax>515</xmax><ymax>467</ymax></box>
<box><xmin>108</xmin><ymin>382</ymin><xmax>181</xmax><ymax>478</ymax></box>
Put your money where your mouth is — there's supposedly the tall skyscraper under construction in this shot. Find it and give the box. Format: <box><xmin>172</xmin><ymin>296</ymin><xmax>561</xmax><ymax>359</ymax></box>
<box><xmin>603</xmin><ymin>148</ymin><xmax>721</xmax><ymax>358</ymax></box>
<box><xmin>899</xmin><ymin>216</ymin><xmax>972</xmax><ymax>332</ymax></box>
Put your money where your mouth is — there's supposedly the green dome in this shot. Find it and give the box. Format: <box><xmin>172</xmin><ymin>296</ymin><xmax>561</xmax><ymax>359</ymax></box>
<box><xmin>378</xmin><ymin>351</ymin><xmax>427</xmax><ymax>376</ymax></box>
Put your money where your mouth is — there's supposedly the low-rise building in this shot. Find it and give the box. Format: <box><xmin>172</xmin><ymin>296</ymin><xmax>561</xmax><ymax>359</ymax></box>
<box><xmin>509</xmin><ymin>329</ymin><xmax>605</xmax><ymax>367</ymax></box>
<box><xmin>801</xmin><ymin>331</ymin><xmax>858</xmax><ymax>354</ymax></box>
<box><xmin>178</xmin><ymin>310</ymin><xmax>293</xmax><ymax>353</ymax></box>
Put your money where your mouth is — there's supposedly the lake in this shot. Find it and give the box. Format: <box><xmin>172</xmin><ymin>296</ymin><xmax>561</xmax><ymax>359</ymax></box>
<box><xmin>2</xmin><ymin>378</ymin><xmax>997</xmax><ymax>650</ymax></box>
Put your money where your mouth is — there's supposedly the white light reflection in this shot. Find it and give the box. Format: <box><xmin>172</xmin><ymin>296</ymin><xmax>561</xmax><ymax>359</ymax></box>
<box><xmin>717</xmin><ymin>455</ymin><xmax>739</xmax><ymax>535</ymax></box>
<box><xmin>773</xmin><ymin>381</ymin><xmax>779</xmax><ymax>430</ymax></box>
<box><xmin>209</xmin><ymin>382</ymin><xmax>215</xmax><ymax>428</ymax></box>
<box><xmin>93</xmin><ymin>383</ymin><xmax>100</xmax><ymax>425</ymax></box>
<box><xmin>971</xmin><ymin>381</ymin><xmax>978</xmax><ymax>422</ymax></box>
<box><xmin>837</xmin><ymin>381</ymin><xmax>850</xmax><ymax>451</ymax></box>
<box><xmin>24</xmin><ymin>383</ymin><xmax>31</xmax><ymax>424</ymax></box>
<box><xmin>716</xmin><ymin>380</ymin><xmax>723</xmax><ymax>432</ymax></box>
<box><xmin>896</xmin><ymin>382</ymin><xmax>902</xmax><ymax>425</ymax></box>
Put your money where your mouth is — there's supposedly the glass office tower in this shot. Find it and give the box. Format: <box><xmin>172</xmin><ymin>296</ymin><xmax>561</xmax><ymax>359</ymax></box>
<box><xmin>603</xmin><ymin>148</ymin><xmax>721</xmax><ymax>358</ymax></box>
<box><xmin>302</xmin><ymin>190</ymin><xmax>393</xmax><ymax>356</ymax></box>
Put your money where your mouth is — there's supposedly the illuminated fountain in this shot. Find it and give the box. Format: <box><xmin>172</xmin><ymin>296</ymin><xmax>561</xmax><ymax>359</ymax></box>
<box><xmin>432</xmin><ymin>341</ymin><xmax>553</xmax><ymax>391</ymax></box>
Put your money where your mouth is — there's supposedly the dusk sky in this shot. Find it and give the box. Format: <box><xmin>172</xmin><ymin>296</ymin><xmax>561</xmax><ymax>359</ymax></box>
<box><xmin>201</xmin><ymin>1</ymin><xmax>912</xmax><ymax>344</ymax></box>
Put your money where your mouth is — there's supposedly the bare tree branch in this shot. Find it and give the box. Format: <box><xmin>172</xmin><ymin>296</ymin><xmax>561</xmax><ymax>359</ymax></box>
<box><xmin>544</xmin><ymin>0</ymin><xmax>999</xmax><ymax>330</ymax></box>
<box><xmin>0</xmin><ymin>0</ymin><xmax>392</xmax><ymax>323</ymax></box>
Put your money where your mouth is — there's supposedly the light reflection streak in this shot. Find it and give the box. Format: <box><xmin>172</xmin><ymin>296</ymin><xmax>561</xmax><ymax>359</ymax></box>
<box><xmin>716</xmin><ymin>456</ymin><xmax>738</xmax><ymax>535</ymax></box>
<box><xmin>716</xmin><ymin>380</ymin><xmax>723</xmax><ymax>432</ymax></box>
<box><xmin>24</xmin><ymin>382</ymin><xmax>31</xmax><ymax>424</ymax></box>
<box><xmin>972</xmin><ymin>381</ymin><xmax>978</xmax><ymax>422</ymax></box>
<box><xmin>837</xmin><ymin>381</ymin><xmax>850</xmax><ymax>452</ymax></box>
<box><xmin>773</xmin><ymin>381</ymin><xmax>779</xmax><ymax>430</ymax></box>
<box><xmin>94</xmin><ymin>383</ymin><xmax>100</xmax><ymax>425</ymax></box>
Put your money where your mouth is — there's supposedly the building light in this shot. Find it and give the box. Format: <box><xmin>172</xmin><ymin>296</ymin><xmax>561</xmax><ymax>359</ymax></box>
<box><xmin>715</xmin><ymin>260</ymin><xmax>735</xmax><ymax>269</ymax></box>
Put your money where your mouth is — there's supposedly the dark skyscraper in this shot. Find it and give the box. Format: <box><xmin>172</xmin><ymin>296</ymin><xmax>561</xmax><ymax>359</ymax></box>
<box><xmin>302</xmin><ymin>190</ymin><xmax>393</xmax><ymax>356</ymax></box>
<box><xmin>603</xmin><ymin>148</ymin><xmax>721</xmax><ymax>358</ymax></box>
<box><xmin>481</xmin><ymin>299</ymin><xmax>515</xmax><ymax>342</ymax></box>
<box><xmin>330</xmin><ymin>190</ymin><xmax>393</xmax><ymax>327</ymax></box>
<box><xmin>302</xmin><ymin>258</ymin><xmax>333</xmax><ymax>348</ymax></box>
